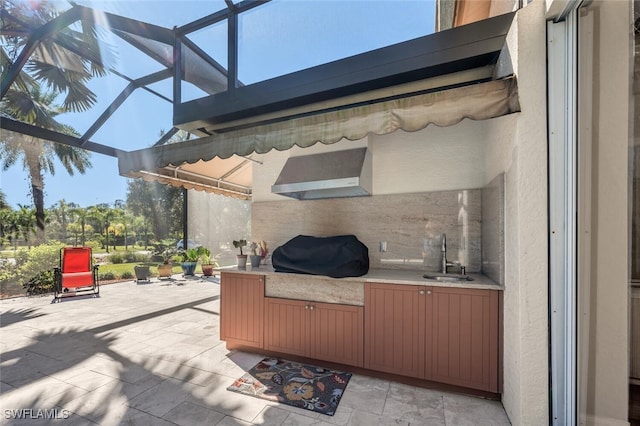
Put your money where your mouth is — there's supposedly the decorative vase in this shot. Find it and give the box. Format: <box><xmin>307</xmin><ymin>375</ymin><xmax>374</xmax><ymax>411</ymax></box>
<box><xmin>181</xmin><ymin>261</ymin><xmax>197</xmax><ymax>276</ymax></box>
<box><xmin>250</xmin><ymin>255</ymin><xmax>261</xmax><ymax>268</ymax></box>
<box><xmin>202</xmin><ymin>264</ymin><xmax>214</xmax><ymax>276</ymax></box>
<box><xmin>236</xmin><ymin>254</ymin><xmax>248</xmax><ymax>269</ymax></box>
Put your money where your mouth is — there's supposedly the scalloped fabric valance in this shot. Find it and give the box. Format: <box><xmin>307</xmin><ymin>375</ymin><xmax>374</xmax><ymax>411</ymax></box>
<box><xmin>118</xmin><ymin>77</ymin><xmax>519</xmax><ymax>199</ymax></box>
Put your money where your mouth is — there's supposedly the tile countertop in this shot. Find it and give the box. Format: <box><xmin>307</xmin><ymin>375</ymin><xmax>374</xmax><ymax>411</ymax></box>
<box><xmin>217</xmin><ymin>265</ymin><xmax>503</xmax><ymax>291</ymax></box>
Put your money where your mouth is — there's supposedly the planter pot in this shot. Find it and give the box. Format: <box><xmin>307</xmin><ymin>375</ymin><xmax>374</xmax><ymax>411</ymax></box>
<box><xmin>236</xmin><ymin>255</ymin><xmax>248</xmax><ymax>269</ymax></box>
<box><xmin>181</xmin><ymin>261</ymin><xmax>197</xmax><ymax>276</ymax></box>
<box><xmin>158</xmin><ymin>263</ymin><xmax>173</xmax><ymax>278</ymax></box>
<box><xmin>134</xmin><ymin>265</ymin><xmax>151</xmax><ymax>282</ymax></box>
<box><xmin>250</xmin><ymin>255</ymin><xmax>261</xmax><ymax>268</ymax></box>
<box><xmin>202</xmin><ymin>264</ymin><xmax>214</xmax><ymax>276</ymax></box>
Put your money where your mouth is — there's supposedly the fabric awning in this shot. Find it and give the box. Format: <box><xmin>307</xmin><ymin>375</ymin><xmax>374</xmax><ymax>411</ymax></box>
<box><xmin>118</xmin><ymin>76</ymin><xmax>520</xmax><ymax>199</ymax></box>
<box><xmin>125</xmin><ymin>155</ymin><xmax>253</xmax><ymax>200</ymax></box>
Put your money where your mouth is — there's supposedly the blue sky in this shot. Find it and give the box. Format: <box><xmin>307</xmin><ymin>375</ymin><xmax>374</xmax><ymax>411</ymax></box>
<box><xmin>1</xmin><ymin>0</ymin><xmax>435</xmax><ymax>209</ymax></box>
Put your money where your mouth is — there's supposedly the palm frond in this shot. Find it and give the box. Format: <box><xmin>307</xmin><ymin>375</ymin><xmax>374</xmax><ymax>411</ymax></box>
<box><xmin>53</xmin><ymin>142</ymin><xmax>92</xmax><ymax>175</ymax></box>
<box><xmin>42</xmin><ymin>152</ymin><xmax>56</xmax><ymax>175</ymax></box>
<box><xmin>62</xmin><ymin>80</ymin><xmax>97</xmax><ymax>112</ymax></box>
<box><xmin>3</xmin><ymin>0</ymin><xmax>110</xmax><ymax>113</ymax></box>
<box><xmin>1</xmin><ymin>47</ymin><xmax>38</xmax><ymax>93</ymax></box>
<box><xmin>26</xmin><ymin>60</ymin><xmax>78</xmax><ymax>92</ymax></box>
<box><xmin>3</xmin><ymin>88</ymin><xmax>67</xmax><ymax>131</ymax></box>
<box><xmin>0</xmin><ymin>139</ymin><xmax>21</xmax><ymax>170</ymax></box>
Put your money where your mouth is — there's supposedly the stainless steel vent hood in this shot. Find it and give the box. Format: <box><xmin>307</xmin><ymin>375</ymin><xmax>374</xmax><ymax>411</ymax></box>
<box><xmin>271</xmin><ymin>148</ymin><xmax>372</xmax><ymax>200</ymax></box>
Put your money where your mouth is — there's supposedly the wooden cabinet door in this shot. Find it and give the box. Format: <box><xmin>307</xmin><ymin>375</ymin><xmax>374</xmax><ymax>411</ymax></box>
<box><xmin>311</xmin><ymin>302</ymin><xmax>364</xmax><ymax>368</ymax></box>
<box><xmin>264</xmin><ymin>297</ymin><xmax>310</xmax><ymax>357</ymax></box>
<box><xmin>365</xmin><ymin>283</ymin><xmax>429</xmax><ymax>379</ymax></box>
<box><xmin>220</xmin><ymin>272</ymin><xmax>264</xmax><ymax>349</ymax></box>
<box><xmin>430</xmin><ymin>287</ymin><xmax>499</xmax><ymax>392</ymax></box>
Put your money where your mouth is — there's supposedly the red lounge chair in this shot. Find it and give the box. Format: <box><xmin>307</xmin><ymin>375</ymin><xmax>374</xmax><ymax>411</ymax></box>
<box><xmin>54</xmin><ymin>247</ymin><xmax>99</xmax><ymax>301</ymax></box>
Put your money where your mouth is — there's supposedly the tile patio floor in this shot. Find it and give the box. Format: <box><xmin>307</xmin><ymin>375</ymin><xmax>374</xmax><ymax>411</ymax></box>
<box><xmin>0</xmin><ymin>277</ymin><xmax>511</xmax><ymax>425</ymax></box>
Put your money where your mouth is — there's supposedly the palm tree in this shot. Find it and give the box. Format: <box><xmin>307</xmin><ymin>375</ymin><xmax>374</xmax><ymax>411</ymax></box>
<box><xmin>4</xmin><ymin>204</ymin><xmax>37</xmax><ymax>250</ymax></box>
<box><xmin>70</xmin><ymin>206</ymin><xmax>90</xmax><ymax>246</ymax></box>
<box><xmin>0</xmin><ymin>86</ymin><xmax>91</xmax><ymax>243</ymax></box>
<box><xmin>1</xmin><ymin>0</ymin><xmax>109</xmax><ymax>240</ymax></box>
<box><xmin>108</xmin><ymin>207</ymin><xmax>124</xmax><ymax>250</ymax></box>
<box><xmin>0</xmin><ymin>193</ymin><xmax>12</xmax><ymax>247</ymax></box>
<box><xmin>47</xmin><ymin>199</ymin><xmax>76</xmax><ymax>242</ymax></box>
<box><xmin>88</xmin><ymin>204</ymin><xmax>116</xmax><ymax>252</ymax></box>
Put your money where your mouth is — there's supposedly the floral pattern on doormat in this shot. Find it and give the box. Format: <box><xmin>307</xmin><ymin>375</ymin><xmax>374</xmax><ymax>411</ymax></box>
<box><xmin>227</xmin><ymin>357</ymin><xmax>351</xmax><ymax>416</ymax></box>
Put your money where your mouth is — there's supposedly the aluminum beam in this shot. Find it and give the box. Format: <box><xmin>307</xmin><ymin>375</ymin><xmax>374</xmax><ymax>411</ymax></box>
<box><xmin>1</xmin><ymin>117</ymin><xmax>124</xmax><ymax>158</ymax></box>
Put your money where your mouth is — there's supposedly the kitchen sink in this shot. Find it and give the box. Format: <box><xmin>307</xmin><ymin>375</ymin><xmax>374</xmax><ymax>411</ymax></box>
<box><xmin>423</xmin><ymin>273</ymin><xmax>474</xmax><ymax>282</ymax></box>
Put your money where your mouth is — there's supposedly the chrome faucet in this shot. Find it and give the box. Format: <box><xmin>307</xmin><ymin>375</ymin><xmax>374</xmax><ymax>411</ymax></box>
<box><xmin>441</xmin><ymin>233</ymin><xmax>466</xmax><ymax>275</ymax></box>
<box><xmin>441</xmin><ymin>233</ymin><xmax>448</xmax><ymax>274</ymax></box>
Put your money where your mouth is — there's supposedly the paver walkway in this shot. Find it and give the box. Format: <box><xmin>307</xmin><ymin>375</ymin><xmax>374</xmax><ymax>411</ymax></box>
<box><xmin>0</xmin><ymin>277</ymin><xmax>511</xmax><ymax>425</ymax></box>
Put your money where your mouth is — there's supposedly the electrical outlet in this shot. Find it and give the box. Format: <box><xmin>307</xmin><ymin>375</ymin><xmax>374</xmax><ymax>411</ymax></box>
<box><xmin>380</xmin><ymin>241</ymin><xmax>387</xmax><ymax>252</ymax></box>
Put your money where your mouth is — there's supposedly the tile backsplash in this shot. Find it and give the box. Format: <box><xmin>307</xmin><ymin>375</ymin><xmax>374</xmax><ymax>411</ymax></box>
<box><xmin>252</xmin><ymin>189</ymin><xmax>482</xmax><ymax>273</ymax></box>
<box><xmin>481</xmin><ymin>173</ymin><xmax>505</xmax><ymax>285</ymax></box>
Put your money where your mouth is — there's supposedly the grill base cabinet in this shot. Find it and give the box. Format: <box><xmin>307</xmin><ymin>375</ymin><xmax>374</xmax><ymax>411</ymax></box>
<box><xmin>220</xmin><ymin>272</ymin><xmax>264</xmax><ymax>349</ymax></box>
<box><xmin>264</xmin><ymin>297</ymin><xmax>364</xmax><ymax>368</ymax></box>
<box><xmin>220</xmin><ymin>273</ymin><xmax>501</xmax><ymax>394</ymax></box>
<box><xmin>365</xmin><ymin>283</ymin><xmax>500</xmax><ymax>393</ymax></box>
<box><xmin>263</xmin><ymin>298</ymin><xmax>309</xmax><ymax>357</ymax></box>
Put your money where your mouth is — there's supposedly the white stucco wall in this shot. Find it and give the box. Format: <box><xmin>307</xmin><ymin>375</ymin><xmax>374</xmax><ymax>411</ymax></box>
<box><xmin>252</xmin><ymin>120</ymin><xmax>493</xmax><ymax>202</ymax></box>
<box><xmin>486</xmin><ymin>2</ymin><xmax>549</xmax><ymax>424</ymax></box>
<box><xmin>369</xmin><ymin>121</ymin><xmax>489</xmax><ymax>194</ymax></box>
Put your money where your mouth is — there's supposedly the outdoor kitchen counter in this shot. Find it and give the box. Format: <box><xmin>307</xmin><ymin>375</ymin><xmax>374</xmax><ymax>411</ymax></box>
<box><xmin>219</xmin><ymin>266</ymin><xmax>503</xmax><ymax>394</ymax></box>
<box><xmin>219</xmin><ymin>266</ymin><xmax>502</xmax><ymax>307</ymax></box>
<box><xmin>218</xmin><ymin>266</ymin><xmax>502</xmax><ymax>289</ymax></box>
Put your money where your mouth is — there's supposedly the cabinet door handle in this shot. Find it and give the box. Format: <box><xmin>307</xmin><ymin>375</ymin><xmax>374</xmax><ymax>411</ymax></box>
<box><xmin>305</xmin><ymin>305</ymin><xmax>309</xmax><ymax>310</ymax></box>
<box><xmin>309</xmin><ymin>305</ymin><xmax>315</xmax><ymax>310</ymax></box>
<box><xmin>427</xmin><ymin>290</ymin><xmax>432</xmax><ymax>295</ymax></box>
<box><xmin>419</xmin><ymin>289</ymin><xmax>425</xmax><ymax>295</ymax></box>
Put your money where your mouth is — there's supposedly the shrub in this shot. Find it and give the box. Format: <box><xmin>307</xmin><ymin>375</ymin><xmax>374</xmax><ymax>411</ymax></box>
<box><xmin>108</xmin><ymin>252</ymin><xmax>124</xmax><ymax>264</ymax></box>
<box><xmin>16</xmin><ymin>241</ymin><xmax>65</xmax><ymax>286</ymax></box>
<box><xmin>121</xmin><ymin>271</ymin><xmax>134</xmax><ymax>280</ymax></box>
<box><xmin>123</xmin><ymin>251</ymin><xmax>137</xmax><ymax>263</ymax></box>
<box><xmin>9</xmin><ymin>241</ymin><xmax>66</xmax><ymax>295</ymax></box>
<box><xmin>0</xmin><ymin>258</ymin><xmax>17</xmax><ymax>283</ymax></box>
<box><xmin>24</xmin><ymin>270</ymin><xmax>55</xmax><ymax>295</ymax></box>
<box><xmin>0</xmin><ymin>258</ymin><xmax>20</xmax><ymax>297</ymax></box>
<box><xmin>14</xmin><ymin>249</ymin><xmax>29</xmax><ymax>268</ymax></box>
<box><xmin>108</xmin><ymin>251</ymin><xmax>147</xmax><ymax>264</ymax></box>
<box><xmin>99</xmin><ymin>271</ymin><xmax>116</xmax><ymax>281</ymax></box>
<box><xmin>84</xmin><ymin>240</ymin><xmax>101</xmax><ymax>250</ymax></box>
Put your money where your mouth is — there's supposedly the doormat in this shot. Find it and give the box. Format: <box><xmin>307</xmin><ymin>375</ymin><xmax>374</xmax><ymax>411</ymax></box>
<box><xmin>227</xmin><ymin>357</ymin><xmax>351</xmax><ymax>416</ymax></box>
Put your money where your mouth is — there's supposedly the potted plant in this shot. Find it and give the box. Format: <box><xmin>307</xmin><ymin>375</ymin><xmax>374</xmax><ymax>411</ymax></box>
<box><xmin>157</xmin><ymin>257</ymin><xmax>174</xmax><ymax>278</ymax></box>
<box><xmin>200</xmin><ymin>247</ymin><xmax>219</xmax><ymax>276</ymax></box>
<box><xmin>233</xmin><ymin>239</ymin><xmax>248</xmax><ymax>269</ymax></box>
<box><xmin>153</xmin><ymin>242</ymin><xmax>176</xmax><ymax>278</ymax></box>
<box><xmin>134</xmin><ymin>263</ymin><xmax>151</xmax><ymax>283</ymax></box>
<box><xmin>249</xmin><ymin>242</ymin><xmax>262</xmax><ymax>268</ymax></box>
<box><xmin>180</xmin><ymin>247</ymin><xmax>201</xmax><ymax>276</ymax></box>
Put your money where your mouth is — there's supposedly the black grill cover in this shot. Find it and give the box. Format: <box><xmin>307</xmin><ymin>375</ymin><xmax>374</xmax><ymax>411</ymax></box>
<box><xmin>272</xmin><ymin>235</ymin><xmax>369</xmax><ymax>278</ymax></box>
